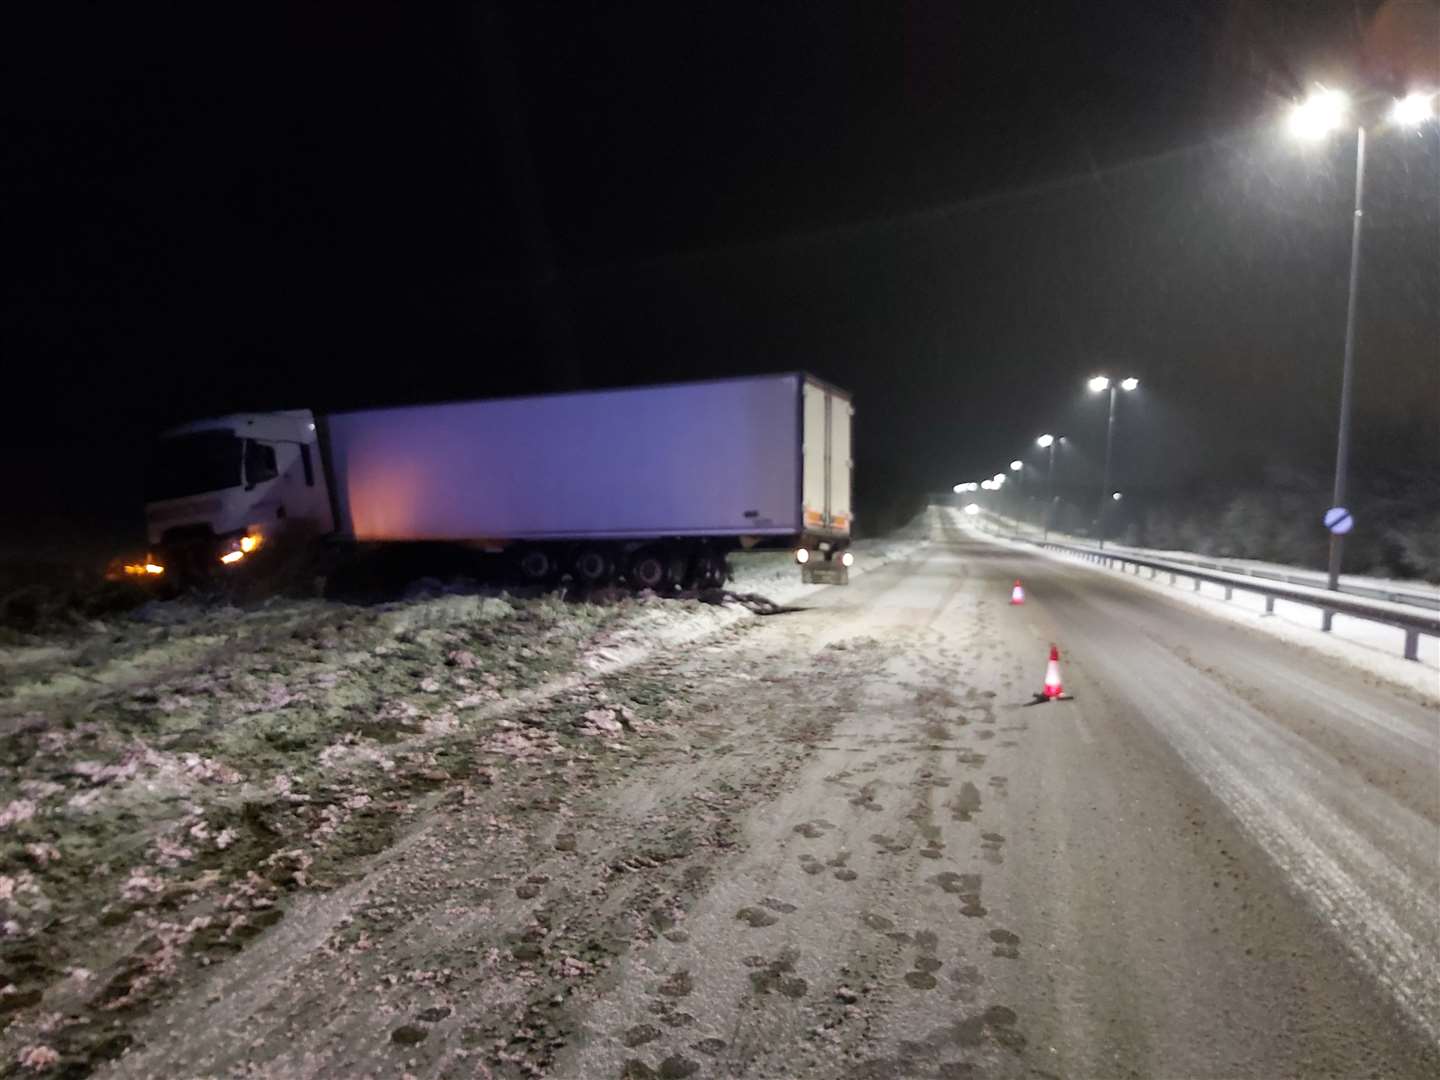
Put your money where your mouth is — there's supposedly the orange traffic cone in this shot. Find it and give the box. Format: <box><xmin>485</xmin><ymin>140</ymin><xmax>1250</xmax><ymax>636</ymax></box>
<box><xmin>1010</xmin><ymin>580</ymin><xmax>1025</xmax><ymax>605</ymax></box>
<box><xmin>1042</xmin><ymin>645</ymin><xmax>1063</xmax><ymax>698</ymax></box>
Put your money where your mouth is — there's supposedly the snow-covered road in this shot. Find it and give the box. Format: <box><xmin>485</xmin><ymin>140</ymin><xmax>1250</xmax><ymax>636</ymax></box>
<box><xmin>6</xmin><ymin>508</ymin><xmax>1436</xmax><ymax>1078</ymax></box>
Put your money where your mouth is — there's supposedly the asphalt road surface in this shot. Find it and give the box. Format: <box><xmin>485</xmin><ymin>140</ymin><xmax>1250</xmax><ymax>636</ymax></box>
<box><xmin>111</xmin><ymin>514</ymin><xmax>1439</xmax><ymax>1079</ymax></box>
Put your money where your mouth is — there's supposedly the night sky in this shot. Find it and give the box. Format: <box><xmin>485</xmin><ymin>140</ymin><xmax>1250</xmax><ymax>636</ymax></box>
<box><xmin>5</xmin><ymin>1</ymin><xmax>1438</xmax><ymax>550</ymax></box>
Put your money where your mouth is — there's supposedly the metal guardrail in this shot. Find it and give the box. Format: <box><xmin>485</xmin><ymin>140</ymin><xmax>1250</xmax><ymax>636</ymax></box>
<box><xmin>1069</xmin><ymin>543</ymin><xmax>1437</xmax><ymax>611</ymax></box>
<box><xmin>969</xmin><ymin>510</ymin><xmax>1439</xmax><ymax>612</ymax></box>
<box><xmin>1030</xmin><ymin>537</ymin><xmax>1439</xmax><ymax>663</ymax></box>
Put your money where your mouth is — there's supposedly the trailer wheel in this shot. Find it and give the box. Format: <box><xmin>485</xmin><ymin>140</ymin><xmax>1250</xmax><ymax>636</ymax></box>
<box><xmin>694</xmin><ymin>550</ymin><xmax>728</xmax><ymax>590</ymax></box>
<box><xmin>629</xmin><ymin>550</ymin><xmax>667</xmax><ymax>591</ymax></box>
<box><xmin>573</xmin><ymin>547</ymin><xmax>613</xmax><ymax>585</ymax></box>
<box><xmin>664</xmin><ymin>550</ymin><xmax>690</xmax><ymax>590</ymax></box>
<box><xmin>518</xmin><ymin>549</ymin><xmax>554</xmax><ymax>583</ymax></box>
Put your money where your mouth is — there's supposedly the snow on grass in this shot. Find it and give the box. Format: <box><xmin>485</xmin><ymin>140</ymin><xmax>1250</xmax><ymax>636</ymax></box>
<box><xmin>0</xmin><ymin>521</ymin><xmax>938</xmax><ymax>1070</ymax></box>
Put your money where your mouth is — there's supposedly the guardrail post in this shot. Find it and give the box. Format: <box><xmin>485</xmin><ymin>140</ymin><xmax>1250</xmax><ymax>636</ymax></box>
<box><xmin>1169</xmin><ymin>572</ymin><xmax>1176</xmax><ymax>585</ymax></box>
<box><xmin>1404</xmin><ymin>629</ymin><xmax>1420</xmax><ymax>662</ymax></box>
<box><xmin>1193</xmin><ymin>577</ymin><xmax>1201</xmax><ymax>592</ymax></box>
<box><xmin>1224</xmin><ymin>585</ymin><xmax>1233</xmax><ymax>601</ymax></box>
<box><xmin>1322</xmin><ymin>610</ymin><xmax>1334</xmax><ymax>632</ymax></box>
<box><xmin>1264</xmin><ymin>596</ymin><xmax>1275</xmax><ymax>615</ymax></box>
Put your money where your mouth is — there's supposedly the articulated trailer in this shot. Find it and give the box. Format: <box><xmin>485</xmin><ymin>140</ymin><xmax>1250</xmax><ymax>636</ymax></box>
<box><xmin>139</xmin><ymin>373</ymin><xmax>854</xmax><ymax>589</ymax></box>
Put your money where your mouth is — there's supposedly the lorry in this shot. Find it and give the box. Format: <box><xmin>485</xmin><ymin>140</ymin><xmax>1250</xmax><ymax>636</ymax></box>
<box><xmin>138</xmin><ymin>373</ymin><xmax>854</xmax><ymax>589</ymax></box>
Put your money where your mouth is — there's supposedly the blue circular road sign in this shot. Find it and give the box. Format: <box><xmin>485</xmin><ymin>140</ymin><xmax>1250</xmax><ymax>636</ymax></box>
<box><xmin>1324</xmin><ymin>507</ymin><xmax>1354</xmax><ymax>535</ymax></box>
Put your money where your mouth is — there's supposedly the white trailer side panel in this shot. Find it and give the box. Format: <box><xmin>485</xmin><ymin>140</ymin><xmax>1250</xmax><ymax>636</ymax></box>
<box><xmin>800</xmin><ymin>380</ymin><xmax>853</xmax><ymax>538</ymax></box>
<box><xmin>326</xmin><ymin>375</ymin><xmax>804</xmax><ymax>542</ymax></box>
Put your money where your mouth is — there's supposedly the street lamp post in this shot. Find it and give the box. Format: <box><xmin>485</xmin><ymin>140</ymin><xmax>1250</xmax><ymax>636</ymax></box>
<box><xmin>1288</xmin><ymin>88</ymin><xmax>1435</xmax><ymax>596</ymax></box>
<box><xmin>1037</xmin><ymin>434</ymin><xmax>1060</xmax><ymax>540</ymax></box>
<box><xmin>1009</xmin><ymin>461</ymin><xmax>1024</xmax><ymax>536</ymax></box>
<box><xmin>1328</xmin><ymin>123</ymin><xmax>1365</xmax><ymax>595</ymax></box>
<box><xmin>1088</xmin><ymin>376</ymin><xmax>1138</xmax><ymax>549</ymax></box>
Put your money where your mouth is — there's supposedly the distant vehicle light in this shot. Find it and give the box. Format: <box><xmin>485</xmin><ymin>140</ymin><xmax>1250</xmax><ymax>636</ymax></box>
<box><xmin>794</xmin><ymin>548</ymin><xmax>810</xmax><ymax>565</ymax></box>
<box><xmin>840</xmin><ymin>551</ymin><xmax>854</xmax><ymax>567</ymax></box>
<box><xmin>144</xmin><ymin>563</ymin><xmax>164</xmax><ymax>575</ymax></box>
<box><xmin>964</xmin><ymin>504</ymin><xmax>980</xmax><ymax>515</ymax></box>
<box><xmin>219</xmin><ymin>550</ymin><xmax>245</xmax><ymax>565</ymax></box>
<box><xmin>239</xmin><ymin>533</ymin><xmax>262</xmax><ymax>553</ymax></box>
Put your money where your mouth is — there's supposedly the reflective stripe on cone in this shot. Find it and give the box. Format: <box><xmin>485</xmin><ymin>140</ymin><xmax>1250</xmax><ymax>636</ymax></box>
<box><xmin>1043</xmin><ymin>645</ymin><xmax>1063</xmax><ymax>699</ymax></box>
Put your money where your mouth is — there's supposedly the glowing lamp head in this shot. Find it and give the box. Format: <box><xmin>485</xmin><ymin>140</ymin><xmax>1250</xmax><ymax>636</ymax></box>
<box><xmin>1010</xmin><ymin>460</ymin><xmax>1023</xmax><ymax>471</ymax></box>
<box><xmin>1288</xmin><ymin>88</ymin><xmax>1349</xmax><ymax>139</ymax></box>
<box><xmin>1036</xmin><ymin>434</ymin><xmax>1054</xmax><ymax>448</ymax></box>
<box><xmin>1120</xmin><ymin>377</ymin><xmax>1139</xmax><ymax>391</ymax></box>
<box><xmin>1392</xmin><ymin>92</ymin><xmax>1436</xmax><ymax>128</ymax></box>
<box><xmin>1088</xmin><ymin>376</ymin><xmax>1110</xmax><ymax>393</ymax></box>
<box><xmin>992</xmin><ymin>473</ymin><xmax>1006</xmax><ymax>485</ymax></box>
<box><xmin>964</xmin><ymin>503</ymin><xmax>980</xmax><ymax>516</ymax></box>
<box><xmin>1112</xmin><ymin>491</ymin><xmax>1123</xmax><ymax>501</ymax></box>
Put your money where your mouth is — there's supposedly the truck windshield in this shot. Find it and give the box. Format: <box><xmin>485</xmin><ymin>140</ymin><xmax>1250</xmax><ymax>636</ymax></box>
<box><xmin>146</xmin><ymin>431</ymin><xmax>244</xmax><ymax>501</ymax></box>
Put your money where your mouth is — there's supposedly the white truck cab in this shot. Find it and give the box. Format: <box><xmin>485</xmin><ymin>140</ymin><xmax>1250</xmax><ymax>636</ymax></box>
<box><xmin>144</xmin><ymin>409</ymin><xmax>332</xmax><ymax>574</ymax></box>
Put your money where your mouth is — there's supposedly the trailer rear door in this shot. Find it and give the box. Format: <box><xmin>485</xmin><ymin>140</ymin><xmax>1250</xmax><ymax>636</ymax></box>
<box><xmin>801</xmin><ymin>380</ymin><xmax>853</xmax><ymax>538</ymax></box>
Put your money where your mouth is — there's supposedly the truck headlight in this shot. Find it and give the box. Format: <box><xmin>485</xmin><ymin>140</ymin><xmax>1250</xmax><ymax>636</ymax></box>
<box><xmin>220</xmin><ymin>532</ymin><xmax>263</xmax><ymax>564</ymax></box>
<box><xmin>794</xmin><ymin>548</ymin><xmax>810</xmax><ymax>564</ymax></box>
<box><xmin>840</xmin><ymin>551</ymin><xmax>854</xmax><ymax>567</ymax></box>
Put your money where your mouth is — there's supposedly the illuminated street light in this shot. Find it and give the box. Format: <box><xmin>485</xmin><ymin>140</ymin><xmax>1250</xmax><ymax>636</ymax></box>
<box><xmin>964</xmin><ymin>504</ymin><xmax>980</xmax><ymax>516</ymax></box>
<box><xmin>1112</xmin><ymin>492</ymin><xmax>1123</xmax><ymax>501</ymax></box>
<box><xmin>1288</xmin><ymin>87</ymin><xmax>1349</xmax><ymax>139</ymax></box>
<box><xmin>1010</xmin><ymin>460</ymin><xmax>1023</xmax><ymax>471</ymax></box>
<box><xmin>1282</xmin><ymin>85</ymin><xmax>1437</xmax><ymax>595</ymax></box>
<box><xmin>1036</xmin><ymin>433</ymin><xmax>1054</xmax><ymax>448</ymax></box>
<box><xmin>1390</xmin><ymin>91</ymin><xmax>1435</xmax><ymax>128</ymax></box>
<box><xmin>1088</xmin><ymin>375</ymin><xmax>1141</xmax><ymax>549</ymax></box>
<box><xmin>992</xmin><ymin>473</ymin><xmax>1006</xmax><ymax>484</ymax></box>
